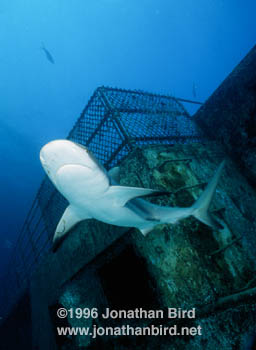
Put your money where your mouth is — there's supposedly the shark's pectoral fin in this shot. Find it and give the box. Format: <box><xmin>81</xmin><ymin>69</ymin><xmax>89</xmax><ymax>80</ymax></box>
<box><xmin>106</xmin><ymin>185</ymin><xmax>170</xmax><ymax>207</ymax></box>
<box><xmin>108</xmin><ymin>166</ymin><xmax>120</xmax><ymax>184</ymax></box>
<box><xmin>52</xmin><ymin>205</ymin><xmax>90</xmax><ymax>252</ymax></box>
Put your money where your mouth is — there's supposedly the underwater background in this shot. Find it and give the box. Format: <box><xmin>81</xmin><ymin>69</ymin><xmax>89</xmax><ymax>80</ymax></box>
<box><xmin>1</xmin><ymin>0</ymin><xmax>256</xmax><ymax>276</ymax></box>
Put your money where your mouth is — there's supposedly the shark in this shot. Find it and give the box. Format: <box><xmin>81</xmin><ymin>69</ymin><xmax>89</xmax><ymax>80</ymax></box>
<box><xmin>40</xmin><ymin>140</ymin><xmax>225</xmax><ymax>251</ymax></box>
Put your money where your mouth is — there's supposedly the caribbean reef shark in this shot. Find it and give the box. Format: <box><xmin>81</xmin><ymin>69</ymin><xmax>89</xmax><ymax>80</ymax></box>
<box><xmin>40</xmin><ymin>140</ymin><xmax>224</xmax><ymax>251</ymax></box>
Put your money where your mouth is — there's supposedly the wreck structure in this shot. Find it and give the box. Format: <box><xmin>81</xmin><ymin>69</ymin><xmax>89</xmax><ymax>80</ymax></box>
<box><xmin>0</xmin><ymin>45</ymin><xmax>256</xmax><ymax>350</ymax></box>
<box><xmin>195</xmin><ymin>45</ymin><xmax>256</xmax><ymax>189</ymax></box>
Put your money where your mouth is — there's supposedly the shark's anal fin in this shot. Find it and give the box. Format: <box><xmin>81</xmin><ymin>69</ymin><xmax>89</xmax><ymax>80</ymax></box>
<box><xmin>106</xmin><ymin>185</ymin><xmax>170</xmax><ymax>207</ymax></box>
<box><xmin>52</xmin><ymin>205</ymin><xmax>90</xmax><ymax>252</ymax></box>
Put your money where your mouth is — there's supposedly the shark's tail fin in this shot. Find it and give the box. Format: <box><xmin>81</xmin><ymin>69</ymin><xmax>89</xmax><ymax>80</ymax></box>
<box><xmin>192</xmin><ymin>161</ymin><xmax>225</xmax><ymax>230</ymax></box>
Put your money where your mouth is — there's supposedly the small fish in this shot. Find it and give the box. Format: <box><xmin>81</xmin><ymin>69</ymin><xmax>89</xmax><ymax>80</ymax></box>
<box><xmin>41</xmin><ymin>42</ymin><xmax>55</xmax><ymax>64</ymax></box>
<box><xmin>40</xmin><ymin>140</ymin><xmax>225</xmax><ymax>251</ymax></box>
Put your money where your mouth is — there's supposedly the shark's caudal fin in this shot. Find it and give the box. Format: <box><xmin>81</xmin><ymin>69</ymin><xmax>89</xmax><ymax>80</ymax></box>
<box><xmin>192</xmin><ymin>161</ymin><xmax>225</xmax><ymax>230</ymax></box>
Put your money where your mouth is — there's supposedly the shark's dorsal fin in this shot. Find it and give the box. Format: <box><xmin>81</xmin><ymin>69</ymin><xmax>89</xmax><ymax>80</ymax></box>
<box><xmin>52</xmin><ymin>205</ymin><xmax>91</xmax><ymax>252</ymax></box>
<box><xmin>105</xmin><ymin>185</ymin><xmax>169</xmax><ymax>207</ymax></box>
<box><xmin>108</xmin><ymin>166</ymin><xmax>120</xmax><ymax>184</ymax></box>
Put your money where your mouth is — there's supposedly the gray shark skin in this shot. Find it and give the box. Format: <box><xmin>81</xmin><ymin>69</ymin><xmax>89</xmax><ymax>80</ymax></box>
<box><xmin>40</xmin><ymin>140</ymin><xmax>225</xmax><ymax>251</ymax></box>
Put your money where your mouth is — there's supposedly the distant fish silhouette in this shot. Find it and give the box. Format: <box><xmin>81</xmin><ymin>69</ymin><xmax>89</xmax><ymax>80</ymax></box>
<box><xmin>41</xmin><ymin>42</ymin><xmax>55</xmax><ymax>64</ymax></box>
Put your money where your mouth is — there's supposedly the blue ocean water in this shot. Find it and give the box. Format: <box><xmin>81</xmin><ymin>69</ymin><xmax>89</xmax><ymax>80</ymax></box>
<box><xmin>0</xmin><ymin>0</ymin><xmax>255</xmax><ymax>280</ymax></box>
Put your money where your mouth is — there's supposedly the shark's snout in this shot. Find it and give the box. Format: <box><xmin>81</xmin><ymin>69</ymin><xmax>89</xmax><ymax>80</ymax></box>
<box><xmin>39</xmin><ymin>140</ymin><xmax>99</xmax><ymax>182</ymax></box>
<box><xmin>40</xmin><ymin>140</ymin><xmax>69</xmax><ymax>165</ymax></box>
<box><xmin>39</xmin><ymin>147</ymin><xmax>46</xmax><ymax>164</ymax></box>
<box><xmin>39</xmin><ymin>140</ymin><xmax>68</xmax><ymax>182</ymax></box>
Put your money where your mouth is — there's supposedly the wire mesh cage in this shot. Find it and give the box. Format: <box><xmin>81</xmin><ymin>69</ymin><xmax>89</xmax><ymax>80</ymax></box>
<box><xmin>0</xmin><ymin>86</ymin><xmax>205</xmax><ymax>319</ymax></box>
